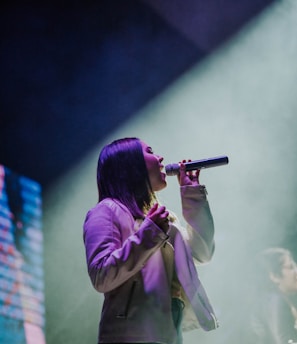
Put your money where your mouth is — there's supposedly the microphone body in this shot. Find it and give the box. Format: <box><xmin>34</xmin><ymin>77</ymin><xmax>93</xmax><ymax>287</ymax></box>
<box><xmin>165</xmin><ymin>156</ymin><xmax>229</xmax><ymax>176</ymax></box>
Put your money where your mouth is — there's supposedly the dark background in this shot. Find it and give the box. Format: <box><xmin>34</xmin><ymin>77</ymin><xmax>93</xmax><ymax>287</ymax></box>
<box><xmin>0</xmin><ymin>0</ymin><xmax>274</xmax><ymax>191</ymax></box>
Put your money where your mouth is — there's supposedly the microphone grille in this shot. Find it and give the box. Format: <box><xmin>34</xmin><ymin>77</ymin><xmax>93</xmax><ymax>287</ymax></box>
<box><xmin>165</xmin><ymin>163</ymin><xmax>180</xmax><ymax>176</ymax></box>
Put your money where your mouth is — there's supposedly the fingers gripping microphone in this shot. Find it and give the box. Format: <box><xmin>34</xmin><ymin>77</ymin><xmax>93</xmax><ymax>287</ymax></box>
<box><xmin>165</xmin><ymin>156</ymin><xmax>229</xmax><ymax>176</ymax></box>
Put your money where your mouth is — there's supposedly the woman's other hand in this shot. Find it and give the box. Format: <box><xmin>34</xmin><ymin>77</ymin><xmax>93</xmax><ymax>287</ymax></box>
<box><xmin>146</xmin><ymin>203</ymin><xmax>169</xmax><ymax>233</ymax></box>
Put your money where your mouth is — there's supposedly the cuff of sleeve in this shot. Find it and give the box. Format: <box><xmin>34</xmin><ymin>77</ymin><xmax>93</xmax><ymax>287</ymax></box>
<box><xmin>142</xmin><ymin>217</ymin><xmax>170</xmax><ymax>241</ymax></box>
<box><xmin>180</xmin><ymin>184</ymin><xmax>208</xmax><ymax>198</ymax></box>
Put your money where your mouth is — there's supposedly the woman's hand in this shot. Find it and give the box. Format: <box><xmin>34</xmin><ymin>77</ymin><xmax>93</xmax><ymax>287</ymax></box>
<box><xmin>178</xmin><ymin>160</ymin><xmax>200</xmax><ymax>186</ymax></box>
<box><xmin>146</xmin><ymin>203</ymin><xmax>169</xmax><ymax>233</ymax></box>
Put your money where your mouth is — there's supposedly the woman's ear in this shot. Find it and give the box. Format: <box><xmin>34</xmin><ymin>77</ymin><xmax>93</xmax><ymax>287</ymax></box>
<box><xmin>269</xmin><ymin>271</ymin><xmax>281</xmax><ymax>285</ymax></box>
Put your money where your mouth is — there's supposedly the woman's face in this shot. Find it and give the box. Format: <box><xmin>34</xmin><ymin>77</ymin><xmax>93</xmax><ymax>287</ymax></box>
<box><xmin>141</xmin><ymin>141</ymin><xmax>167</xmax><ymax>192</ymax></box>
<box><xmin>276</xmin><ymin>254</ymin><xmax>297</xmax><ymax>294</ymax></box>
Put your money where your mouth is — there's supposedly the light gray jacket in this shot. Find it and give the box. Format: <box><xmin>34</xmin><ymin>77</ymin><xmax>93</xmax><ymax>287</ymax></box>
<box><xmin>83</xmin><ymin>185</ymin><xmax>218</xmax><ymax>344</ymax></box>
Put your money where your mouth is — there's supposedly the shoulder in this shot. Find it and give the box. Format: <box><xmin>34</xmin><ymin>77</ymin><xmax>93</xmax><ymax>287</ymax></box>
<box><xmin>85</xmin><ymin>198</ymin><xmax>133</xmax><ymax>224</ymax></box>
<box><xmin>83</xmin><ymin>199</ymin><xmax>142</xmax><ymax>246</ymax></box>
<box><xmin>83</xmin><ymin>199</ymin><xmax>135</xmax><ymax>240</ymax></box>
<box><xmin>259</xmin><ymin>291</ymin><xmax>291</xmax><ymax>315</ymax></box>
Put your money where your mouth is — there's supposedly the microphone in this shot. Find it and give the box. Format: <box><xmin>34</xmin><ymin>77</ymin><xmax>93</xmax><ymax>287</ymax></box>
<box><xmin>165</xmin><ymin>156</ymin><xmax>229</xmax><ymax>176</ymax></box>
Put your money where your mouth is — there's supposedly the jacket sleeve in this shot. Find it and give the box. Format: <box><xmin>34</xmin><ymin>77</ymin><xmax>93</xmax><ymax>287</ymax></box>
<box><xmin>83</xmin><ymin>201</ymin><xmax>168</xmax><ymax>293</ymax></box>
<box><xmin>180</xmin><ymin>185</ymin><xmax>215</xmax><ymax>263</ymax></box>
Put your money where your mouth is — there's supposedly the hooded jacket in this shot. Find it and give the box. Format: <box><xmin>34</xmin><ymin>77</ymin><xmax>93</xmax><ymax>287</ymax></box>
<box><xmin>83</xmin><ymin>184</ymin><xmax>218</xmax><ymax>344</ymax></box>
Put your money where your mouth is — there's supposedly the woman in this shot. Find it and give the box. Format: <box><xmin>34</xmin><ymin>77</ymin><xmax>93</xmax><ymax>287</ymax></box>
<box><xmin>83</xmin><ymin>137</ymin><xmax>218</xmax><ymax>344</ymax></box>
<box><xmin>250</xmin><ymin>247</ymin><xmax>297</xmax><ymax>344</ymax></box>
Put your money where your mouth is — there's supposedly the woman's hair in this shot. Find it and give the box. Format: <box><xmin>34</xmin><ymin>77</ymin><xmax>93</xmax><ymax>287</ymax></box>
<box><xmin>261</xmin><ymin>247</ymin><xmax>291</xmax><ymax>275</ymax></box>
<box><xmin>256</xmin><ymin>247</ymin><xmax>291</xmax><ymax>290</ymax></box>
<box><xmin>97</xmin><ymin>137</ymin><xmax>155</xmax><ymax>218</ymax></box>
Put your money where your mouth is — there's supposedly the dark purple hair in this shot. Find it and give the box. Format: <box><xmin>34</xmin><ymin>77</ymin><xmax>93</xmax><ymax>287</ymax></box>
<box><xmin>97</xmin><ymin>137</ymin><xmax>154</xmax><ymax>218</ymax></box>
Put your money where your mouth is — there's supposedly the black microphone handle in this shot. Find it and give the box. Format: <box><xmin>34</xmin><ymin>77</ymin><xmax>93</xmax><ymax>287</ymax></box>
<box><xmin>165</xmin><ymin>156</ymin><xmax>229</xmax><ymax>176</ymax></box>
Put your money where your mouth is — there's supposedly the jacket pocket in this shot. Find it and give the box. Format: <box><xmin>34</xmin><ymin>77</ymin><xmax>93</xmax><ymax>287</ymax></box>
<box><xmin>116</xmin><ymin>280</ymin><xmax>137</xmax><ymax>318</ymax></box>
